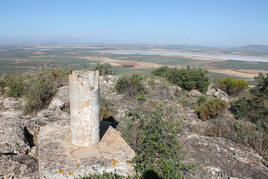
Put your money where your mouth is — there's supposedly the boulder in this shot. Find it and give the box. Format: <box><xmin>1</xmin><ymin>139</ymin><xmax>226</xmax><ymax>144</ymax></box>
<box><xmin>189</xmin><ymin>89</ymin><xmax>202</xmax><ymax>97</ymax></box>
<box><xmin>48</xmin><ymin>86</ymin><xmax>69</xmax><ymax>110</ymax></box>
<box><xmin>207</xmin><ymin>85</ymin><xmax>229</xmax><ymax>102</ymax></box>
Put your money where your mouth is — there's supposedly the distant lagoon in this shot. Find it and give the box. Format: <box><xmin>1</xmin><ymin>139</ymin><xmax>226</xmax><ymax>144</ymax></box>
<box><xmin>102</xmin><ymin>50</ymin><xmax>268</xmax><ymax>63</ymax></box>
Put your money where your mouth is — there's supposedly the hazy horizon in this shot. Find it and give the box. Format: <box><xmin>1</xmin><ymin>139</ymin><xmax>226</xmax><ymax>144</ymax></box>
<box><xmin>1</xmin><ymin>0</ymin><xmax>268</xmax><ymax>47</ymax></box>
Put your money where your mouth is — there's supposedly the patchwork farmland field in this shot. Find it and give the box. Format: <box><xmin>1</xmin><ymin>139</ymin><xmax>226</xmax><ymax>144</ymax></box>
<box><xmin>0</xmin><ymin>45</ymin><xmax>268</xmax><ymax>80</ymax></box>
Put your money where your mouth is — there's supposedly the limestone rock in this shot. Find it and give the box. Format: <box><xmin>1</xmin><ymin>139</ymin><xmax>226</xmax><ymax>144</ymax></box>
<box><xmin>0</xmin><ymin>111</ymin><xmax>28</xmax><ymax>155</ymax></box>
<box><xmin>189</xmin><ymin>89</ymin><xmax>202</xmax><ymax>97</ymax></box>
<box><xmin>207</xmin><ymin>85</ymin><xmax>229</xmax><ymax>102</ymax></box>
<box><xmin>0</xmin><ymin>154</ymin><xmax>38</xmax><ymax>179</ymax></box>
<box><xmin>48</xmin><ymin>86</ymin><xmax>69</xmax><ymax>110</ymax></box>
<box><xmin>1</xmin><ymin>97</ymin><xmax>20</xmax><ymax>110</ymax></box>
<box><xmin>38</xmin><ymin>120</ymin><xmax>135</xmax><ymax>179</ymax></box>
<box><xmin>98</xmin><ymin>126</ymin><xmax>135</xmax><ymax>160</ymax></box>
<box><xmin>37</xmin><ymin>108</ymin><xmax>69</xmax><ymax>119</ymax></box>
<box><xmin>182</xmin><ymin>134</ymin><xmax>268</xmax><ymax>179</ymax></box>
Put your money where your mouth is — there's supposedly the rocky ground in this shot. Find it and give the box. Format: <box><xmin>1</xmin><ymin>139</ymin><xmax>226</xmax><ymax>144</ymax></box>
<box><xmin>0</xmin><ymin>76</ymin><xmax>267</xmax><ymax>179</ymax></box>
<box><xmin>0</xmin><ymin>86</ymin><xmax>69</xmax><ymax>179</ymax></box>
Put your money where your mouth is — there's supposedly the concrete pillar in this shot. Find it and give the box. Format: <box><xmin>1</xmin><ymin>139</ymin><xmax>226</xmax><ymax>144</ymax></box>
<box><xmin>69</xmin><ymin>70</ymin><xmax>100</xmax><ymax>146</ymax></box>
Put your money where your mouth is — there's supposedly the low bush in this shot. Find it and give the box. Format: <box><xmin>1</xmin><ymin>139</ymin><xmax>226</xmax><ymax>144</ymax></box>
<box><xmin>0</xmin><ymin>74</ymin><xmax>8</xmax><ymax>89</ymax></box>
<box><xmin>22</xmin><ymin>72</ymin><xmax>57</xmax><ymax>113</ymax></box>
<box><xmin>227</xmin><ymin>73</ymin><xmax>268</xmax><ymax>162</ymax></box>
<box><xmin>217</xmin><ymin>77</ymin><xmax>248</xmax><ymax>96</ymax></box>
<box><xmin>151</xmin><ymin>66</ymin><xmax>171</xmax><ymax>77</ymax></box>
<box><xmin>119</xmin><ymin>109</ymin><xmax>189</xmax><ymax>178</ymax></box>
<box><xmin>5</xmin><ymin>75</ymin><xmax>26</xmax><ymax>97</ymax></box>
<box><xmin>46</xmin><ymin>69</ymin><xmax>69</xmax><ymax>87</ymax></box>
<box><xmin>196</xmin><ymin>96</ymin><xmax>208</xmax><ymax>106</ymax></box>
<box><xmin>196</xmin><ymin>97</ymin><xmax>228</xmax><ymax>120</ymax></box>
<box><xmin>114</xmin><ymin>73</ymin><xmax>145</xmax><ymax>96</ymax></box>
<box><xmin>250</xmin><ymin>73</ymin><xmax>268</xmax><ymax>99</ymax></box>
<box><xmin>152</xmin><ymin>66</ymin><xmax>209</xmax><ymax>93</ymax></box>
<box><xmin>0</xmin><ymin>70</ymin><xmax>68</xmax><ymax>113</ymax></box>
<box><xmin>230</xmin><ymin>97</ymin><xmax>266</xmax><ymax>124</ymax></box>
<box><xmin>93</xmin><ymin>63</ymin><xmax>114</xmax><ymax>76</ymax></box>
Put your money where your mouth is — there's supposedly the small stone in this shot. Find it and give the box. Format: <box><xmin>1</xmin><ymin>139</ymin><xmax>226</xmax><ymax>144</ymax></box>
<box><xmin>189</xmin><ymin>90</ymin><xmax>202</xmax><ymax>97</ymax></box>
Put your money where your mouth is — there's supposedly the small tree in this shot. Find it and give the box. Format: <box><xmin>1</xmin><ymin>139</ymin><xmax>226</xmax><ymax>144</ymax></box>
<box><xmin>217</xmin><ymin>77</ymin><xmax>248</xmax><ymax>96</ymax></box>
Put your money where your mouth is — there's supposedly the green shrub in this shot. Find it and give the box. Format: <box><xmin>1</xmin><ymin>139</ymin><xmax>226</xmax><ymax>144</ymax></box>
<box><xmin>152</xmin><ymin>66</ymin><xmax>209</xmax><ymax>93</ymax></box>
<box><xmin>0</xmin><ymin>70</ymin><xmax>67</xmax><ymax>113</ymax></box>
<box><xmin>22</xmin><ymin>73</ymin><xmax>57</xmax><ymax>113</ymax></box>
<box><xmin>196</xmin><ymin>96</ymin><xmax>208</xmax><ymax>106</ymax></box>
<box><xmin>250</xmin><ymin>73</ymin><xmax>268</xmax><ymax>99</ymax></box>
<box><xmin>114</xmin><ymin>73</ymin><xmax>145</xmax><ymax>96</ymax></box>
<box><xmin>227</xmin><ymin>73</ymin><xmax>268</xmax><ymax>162</ymax></box>
<box><xmin>46</xmin><ymin>69</ymin><xmax>69</xmax><ymax>87</ymax></box>
<box><xmin>217</xmin><ymin>77</ymin><xmax>248</xmax><ymax>96</ymax></box>
<box><xmin>230</xmin><ymin>97</ymin><xmax>266</xmax><ymax>124</ymax></box>
<box><xmin>5</xmin><ymin>75</ymin><xmax>25</xmax><ymax>97</ymax></box>
<box><xmin>151</xmin><ymin>66</ymin><xmax>171</xmax><ymax>77</ymax></box>
<box><xmin>0</xmin><ymin>74</ymin><xmax>8</xmax><ymax>89</ymax></box>
<box><xmin>119</xmin><ymin>109</ymin><xmax>189</xmax><ymax>178</ymax></box>
<box><xmin>196</xmin><ymin>97</ymin><xmax>228</xmax><ymax>120</ymax></box>
<box><xmin>94</xmin><ymin>63</ymin><xmax>114</xmax><ymax>76</ymax></box>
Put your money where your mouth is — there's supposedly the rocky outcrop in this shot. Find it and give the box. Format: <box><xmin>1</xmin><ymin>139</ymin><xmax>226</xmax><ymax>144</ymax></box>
<box><xmin>182</xmin><ymin>134</ymin><xmax>268</xmax><ymax>179</ymax></box>
<box><xmin>0</xmin><ymin>86</ymin><xmax>70</xmax><ymax>179</ymax></box>
<box><xmin>0</xmin><ymin>155</ymin><xmax>38</xmax><ymax>179</ymax></box>
<box><xmin>38</xmin><ymin>120</ymin><xmax>135</xmax><ymax>179</ymax></box>
<box><xmin>0</xmin><ymin>75</ymin><xmax>267</xmax><ymax>179</ymax></box>
<box><xmin>0</xmin><ymin>98</ymin><xmax>38</xmax><ymax>178</ymax></box>
<box><xmin>206</xmin><ymin>85</ymin><xmax>229</xmax><ymax>102</ymax></box>
<box><xmin>0</xmin><ymin>97</ymin><xmax>27</xmax><ymax>155</ymax></box>
<box><xmin>38</xmin><ymin>71</ymin><xmax>135</xmax><ymax>178</ymax></box>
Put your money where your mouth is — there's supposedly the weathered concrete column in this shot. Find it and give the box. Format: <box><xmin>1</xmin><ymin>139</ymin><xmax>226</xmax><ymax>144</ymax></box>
<box><xmin>69</xmin><ymin>70</ymin><xmax>100</xmax><ymax>146</ymax></box>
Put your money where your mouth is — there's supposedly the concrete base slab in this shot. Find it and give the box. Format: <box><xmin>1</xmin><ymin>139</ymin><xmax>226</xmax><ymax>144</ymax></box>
<box><xmin>38</xmin><ymin>120</ymin><xmax>135</xmax><ymax>179</ymax></box>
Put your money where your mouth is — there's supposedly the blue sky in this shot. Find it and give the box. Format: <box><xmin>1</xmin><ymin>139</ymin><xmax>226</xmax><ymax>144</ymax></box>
<box><xmin>0</xmin><ymin>0</ymin><xmax>267</xmax><ymax>46</ymax></box>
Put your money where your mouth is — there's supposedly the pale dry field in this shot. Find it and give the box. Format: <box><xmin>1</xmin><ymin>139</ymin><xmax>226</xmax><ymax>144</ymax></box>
<box><xmin>78</xmin><ymin>56</ymin><xmax>268</xmax><ymax>78</ymax></box>
<box><xmin>78</xmin><ymin>56</ymin><xmax>162</xmax><ymax>69</ymax></box>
